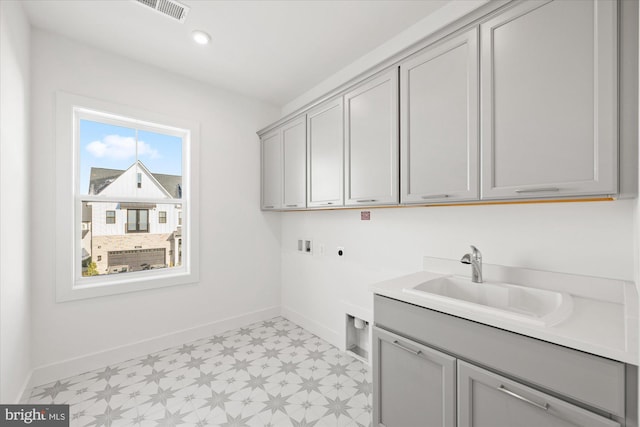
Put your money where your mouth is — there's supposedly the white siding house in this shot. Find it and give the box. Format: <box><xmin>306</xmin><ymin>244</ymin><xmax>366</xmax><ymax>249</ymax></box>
<box><xmin>84</xmin><ymin>161</ymin><xmax>182</xmax><ymax>274</ymax></box>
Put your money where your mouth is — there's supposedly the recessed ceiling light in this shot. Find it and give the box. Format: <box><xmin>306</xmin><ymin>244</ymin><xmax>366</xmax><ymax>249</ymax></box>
<box><xmin>192</xmin><ymin>30</ymin><xmax>211</xmax><ymax>45</ymax></box>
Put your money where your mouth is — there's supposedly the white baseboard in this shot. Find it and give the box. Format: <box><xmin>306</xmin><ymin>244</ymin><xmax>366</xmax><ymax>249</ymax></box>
<box><xmin>280</xmin><ymin>306</ymin><xmax>340</xmax><ymax>348</ymax></box>
<box><xmin>25</xmin><ymin>306</ymin><xmax>280</xmax><ymax>395</ymax></box>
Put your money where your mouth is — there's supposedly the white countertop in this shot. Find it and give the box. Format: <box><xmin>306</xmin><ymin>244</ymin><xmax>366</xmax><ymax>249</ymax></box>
<box><xmin>369</xmin><ymin>258</ymin><xmax>638</xmax><ymax>365</ymax></box>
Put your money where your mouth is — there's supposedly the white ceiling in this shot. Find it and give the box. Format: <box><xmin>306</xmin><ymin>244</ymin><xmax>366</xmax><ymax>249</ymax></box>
<box><xmin>22</xmin><ymin>0</ymin><xmax>448</xmax><ymax>106</ymax></box>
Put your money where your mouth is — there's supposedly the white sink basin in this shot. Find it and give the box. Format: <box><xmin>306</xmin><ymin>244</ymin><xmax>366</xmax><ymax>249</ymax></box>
<box><xmin>402</xmin><ymin>275</ymin><xmax>573</xmax><ymax>327</ymax></box>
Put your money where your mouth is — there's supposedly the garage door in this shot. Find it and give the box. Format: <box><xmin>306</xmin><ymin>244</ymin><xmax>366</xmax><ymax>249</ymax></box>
<box><xmin>108</xmin><ymin>248</ymin><xmax>166</xmax><ymax>272</ymax></box>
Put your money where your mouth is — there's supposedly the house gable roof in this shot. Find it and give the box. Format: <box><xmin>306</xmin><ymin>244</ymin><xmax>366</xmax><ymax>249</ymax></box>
<box><xmin>89</xmin><ymin>168</ymin><xmax>122</xmax><ymax>195</ymax></box>
<box><xmin>89</xmin><ymin>161</ymin><xmax>181</xmax><ymax>198</ymax></box>
<box><xmin>151</xmin><ymin>173</ymin><xmax>182</xmax><ymax>199</ymax></box>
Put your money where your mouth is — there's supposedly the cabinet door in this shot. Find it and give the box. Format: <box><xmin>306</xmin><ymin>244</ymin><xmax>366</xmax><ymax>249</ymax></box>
<box><xmin>261</xmin><ymin>130</ymin><xmax>281</xmax><ymax>210</ymax></box>
<box><xmin>307</xmin><ymin>97</ymin><xmax>344</xmax><ymax>207</ymax></box>
<box><xmin>481</xmin><ymin>0</ymin><xmax>617</xmax><ymax>200</ymax></box>
<box><xmin>400</xmin><ymin>28</ymin><xmax>479</xmax><ymax>204</ymax></box>
<box><xmin>373</xmin><ymin>327</ymin><xmax>456</xmax><ymax>427</ymax></box>
<box><xmin>458</xmin><ymin>361</ymin><xmax>620</xmax><ymax>427</ymax></box>
<box><xmin>344</xmin><ymin>69</ymin><xmax>399</xmax><ymax>206</ymax></box>
<box><xmin>282</xmin><ymin>116</ymin><xmax>306</xmax><ymax>209</ymax></box>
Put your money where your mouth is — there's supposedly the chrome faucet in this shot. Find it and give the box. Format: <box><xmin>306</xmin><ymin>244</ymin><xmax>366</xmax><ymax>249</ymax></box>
<box><xmin>460</xmin><ymin>245</ymin><xmax>483</xmax><ymax>283</ymax></box>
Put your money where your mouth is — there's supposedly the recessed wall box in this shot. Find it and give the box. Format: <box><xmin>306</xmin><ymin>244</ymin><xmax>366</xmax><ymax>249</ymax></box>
<box><xmin>346</xmin><ymin>314</ymin><xmax>370</xmax><ymax>363</ymax></box>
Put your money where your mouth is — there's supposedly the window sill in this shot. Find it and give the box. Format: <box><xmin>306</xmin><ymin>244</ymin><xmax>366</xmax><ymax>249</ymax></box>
<box><xmin>57</xmin><ymin>267</ymin><xmax>198</xmax><ymax>302</ymax></box>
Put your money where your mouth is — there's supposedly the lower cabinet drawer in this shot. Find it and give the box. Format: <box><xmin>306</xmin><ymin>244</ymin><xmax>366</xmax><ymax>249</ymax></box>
<box><xmin>458</xmin><ymin>361</ymin><xmax>620</xmax><ymax>427</ymax></box>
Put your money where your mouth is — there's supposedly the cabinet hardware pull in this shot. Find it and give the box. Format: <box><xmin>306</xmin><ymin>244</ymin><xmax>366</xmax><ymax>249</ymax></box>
<box><xmin>356</xmin><ymin>199</ymin><xmax>377</xmax><ymax>203</ymax></box>
<box><xmin>264</xmin><ymin>205</ymin><xmax>274</xmax><ymax>209</ymax></box>
<box><xmin>421</xmin><ymin>194</ymin><xmax>449</xmax><ymax>199</ymax></box>
<box><xmin>285</xmin><ymin>204</ymin><xmax>298</xmax><ymax>207</ymax></box>
<box><xmin>392</xmin><ymin>340</ymin><xmax>422</xmax><ymax>356</ymax></box>
<box><xmin>515</xmin><ymin>187</ymin><xmax>560</xmax><ymax>194</ymax></box>
<box><xmin>497</xmin><ymin>385</ymin><xmax>549</xmax><ymax>411</ymax></box>
<box><xmin>325</xmin><ymin>202</ymin><xmax>334</xmax><ymax>205</ymax></box>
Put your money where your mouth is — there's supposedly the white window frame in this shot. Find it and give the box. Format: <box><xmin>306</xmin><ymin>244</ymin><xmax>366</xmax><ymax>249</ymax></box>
<box><xmin>56</xmin><ymin>92</ymin><xmax>200</xmax><ymax>302</ymax></box>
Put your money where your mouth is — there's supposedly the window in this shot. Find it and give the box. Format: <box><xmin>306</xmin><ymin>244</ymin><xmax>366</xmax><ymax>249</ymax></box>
<box><xmin>55</xmin><ymin>92</ymin><xmax>200</xmax><ymax>302</ymax></box>
<box><xmin>127</xmin><ymin>209</ymin><xmax>149</xmax><ymax>233</ymax></box>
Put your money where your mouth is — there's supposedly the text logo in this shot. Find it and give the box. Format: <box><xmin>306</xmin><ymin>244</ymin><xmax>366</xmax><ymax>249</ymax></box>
<box><xmin>1</xmin><ymin>405</ymin><xmax>69</xmax><ymax>426</ymax></box>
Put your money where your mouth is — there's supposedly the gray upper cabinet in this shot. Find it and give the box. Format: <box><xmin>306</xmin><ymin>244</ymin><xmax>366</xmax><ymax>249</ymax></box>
<box><xmin>261</xmin><ymin>130</ymin><xmax>281</xmax><ymax>210</ymax></box>
<box><xmin>400</xmin><ymin>28</ymin><xmax>479</xmax><ymax>204</ymax></box>
<box><xmin>480</xmin><ymin>0</ymin><xmax>618</xmax><ymax>200</ymax></box>
<box><xmin>458</xmin><ymin>361</ymin><xmax>620</xmax><ymax>427</ymax></box>
<box><xmin>373</xmin><ymin>326</ymin><xmax>456</xmax><ymax>427</ymax></box>
<box><xmin>307</xmin><ymin>97</ymin><xmax>344</xmax><ymax>207</ymax></box>
<box><xmin>282</xmin><ymin>116</ymin><xmax>306</xmax><ymax>210</ymax></box>
<box><xmin>259</xmin><ymin>0</ymin><xmax>629</xmax><ymax>209</ymax></box>
<box><xmin>344</xmin><ymin>69</ymin><xmax>399</xmax><ymax>206</ymax></box>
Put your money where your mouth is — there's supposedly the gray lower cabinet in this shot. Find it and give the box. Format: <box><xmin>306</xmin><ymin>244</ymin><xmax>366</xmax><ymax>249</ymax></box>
<box><xmin>373</xmin><ymin>326</ymin><xmax>456</xmax><ymax>427</ymax></box>
<box><xmin>373</xmin><ymin>295</ymin><xmax>634</xmax><ymax>427</ymax></box>
<box><xmin>458</xmin><ymin>361</ymin><xmax>620</xmax><ymax>427</ymax></box>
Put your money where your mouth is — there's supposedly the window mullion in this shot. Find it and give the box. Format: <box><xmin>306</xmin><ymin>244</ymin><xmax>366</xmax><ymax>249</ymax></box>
<box><xmin>76</xmin><ymin>195</ymin><xmax>178</xmax><ymax>204</ymax></box>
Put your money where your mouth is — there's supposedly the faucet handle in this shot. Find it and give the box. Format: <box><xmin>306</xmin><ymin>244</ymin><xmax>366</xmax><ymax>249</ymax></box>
<box><xmin>460</xmin><ymin>253</ymin><xmax>472</xmax><ymax>264</ymax></box>
<box><xmin>470</xmin><ymin>245</ymin><xmax>481</xmax><ymax>260</ymax></box>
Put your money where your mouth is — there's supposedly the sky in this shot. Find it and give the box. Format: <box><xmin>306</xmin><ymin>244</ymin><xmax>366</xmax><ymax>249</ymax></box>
<box><xmin>79</xmin><ymin>119</ymin><xmax>182</xmax><ymax>195</ymax></box>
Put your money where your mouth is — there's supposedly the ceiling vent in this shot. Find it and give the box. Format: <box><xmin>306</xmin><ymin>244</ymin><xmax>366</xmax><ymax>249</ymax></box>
<box><xmin>134</xmin><ymin>0</ymin><xmax>190</xmax><ymax>23</ymax></box>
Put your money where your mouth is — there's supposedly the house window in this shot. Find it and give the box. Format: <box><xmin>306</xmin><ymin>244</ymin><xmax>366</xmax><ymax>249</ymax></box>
<box><xmin>126</xmin><ymin>209</ymin><xmax>149</xmax><ymax>233</ymax></box>
<box><xmin>55</xmin><ymin>92</ymin><xmax>200</xmax><ymax>302</ymax></box>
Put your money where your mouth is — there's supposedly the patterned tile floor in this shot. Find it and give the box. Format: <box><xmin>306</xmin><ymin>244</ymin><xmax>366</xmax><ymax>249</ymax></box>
<box><xmin>25</xmin><ymin>317</ymin><xmax>372</xmax><ymax>427</ymax></box>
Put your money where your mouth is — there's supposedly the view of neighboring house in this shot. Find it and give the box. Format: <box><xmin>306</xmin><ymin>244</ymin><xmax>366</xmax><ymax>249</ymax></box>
<box><xmin>82</xmin><ymin>160</ymin><xmax>182</xmax><ymax>275</ymax></box>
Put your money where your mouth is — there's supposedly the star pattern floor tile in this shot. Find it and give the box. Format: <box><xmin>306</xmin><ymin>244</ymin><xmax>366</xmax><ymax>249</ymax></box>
<box><xmin>25</xmin><ymin>317</ymin><xmax>372</xmax><ymax>427</ymax></box>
